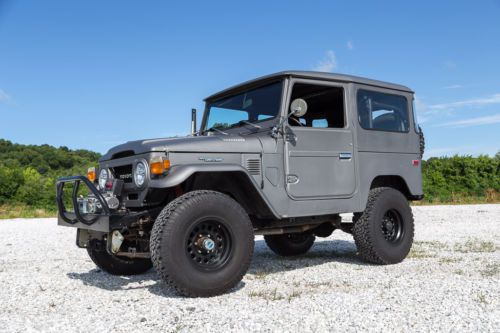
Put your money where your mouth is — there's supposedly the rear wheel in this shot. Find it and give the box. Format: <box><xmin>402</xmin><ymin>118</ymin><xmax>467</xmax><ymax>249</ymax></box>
<box><xmin>352</xmin><ymin>187</ymin><xmax>414</xmax><ymax>264</ymax></box>
<box><xmin>264</xmin><ymin>233</ymin><xmax>315</xmax><ymax>256</ymax></box>
<box><xmin>87</xmin><ymin>240</ymin><xmax>152</xmax><ymax>275</ymax></box>
<box><xmin>150</xmin><ymin>190</ymin><xmax>254</xmax><ymax>297</ymax></box>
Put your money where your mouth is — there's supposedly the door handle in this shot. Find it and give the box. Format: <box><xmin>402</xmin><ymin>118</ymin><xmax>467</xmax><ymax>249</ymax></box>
<box><xmin>339</xmin><ymin>152</ymin><xmax>352</xmax><ymax>160</ymax></box>
<box><xmin>286</xmin><ymin>174</ymin><xmax>299</xmax><ymax>184</ymax></box>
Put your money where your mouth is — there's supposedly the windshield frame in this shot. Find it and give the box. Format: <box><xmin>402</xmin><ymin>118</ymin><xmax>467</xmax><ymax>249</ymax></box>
<box><xmin>201</xmin><ymin>79</ymin><xmax>285</xmax><ymax>135</ymax></box>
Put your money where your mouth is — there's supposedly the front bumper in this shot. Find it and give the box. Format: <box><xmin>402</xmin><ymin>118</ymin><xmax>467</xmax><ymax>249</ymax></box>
<box><xmin>55</xmin><ymin>176</ymin><xmax>155</xmax><ymax>232</ymax></box>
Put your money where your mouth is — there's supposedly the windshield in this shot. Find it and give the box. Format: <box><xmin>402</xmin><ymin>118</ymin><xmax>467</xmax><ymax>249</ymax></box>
<box><xmin>204</xmin><ymin>81</ymin><xmax>283</xmax><ymax>132</ymax></box>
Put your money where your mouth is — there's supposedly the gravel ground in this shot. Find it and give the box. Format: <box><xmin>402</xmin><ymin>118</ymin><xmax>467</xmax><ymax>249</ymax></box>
<box><xmin>0</xmin><ymin>204</ymin><xmax>499</xmax><ymax>332</ymax></box>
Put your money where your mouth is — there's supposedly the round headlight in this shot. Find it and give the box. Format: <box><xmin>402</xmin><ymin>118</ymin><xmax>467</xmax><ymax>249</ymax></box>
<box><xmin>98</xmin><ymin>169</ymin><xmax>109</xmax><ymax>189</ymax></box>
<box><xmin>134</xmin><ymin>162</ymin><xmax>147</xmax><ymax>187</ymax></box>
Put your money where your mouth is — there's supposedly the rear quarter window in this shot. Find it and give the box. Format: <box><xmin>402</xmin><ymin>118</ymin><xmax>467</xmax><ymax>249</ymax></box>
<box><xmin>357</xmin><ymin>89</ymin><xmax>409</xmax><ymax>132</ymax></box>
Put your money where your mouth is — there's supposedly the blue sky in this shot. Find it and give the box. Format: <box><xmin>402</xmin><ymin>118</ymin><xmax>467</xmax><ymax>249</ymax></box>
<box><xmin>0</xmin><ymin>0</ymin><xmax>499</xmax><ymax>158</ymax></box>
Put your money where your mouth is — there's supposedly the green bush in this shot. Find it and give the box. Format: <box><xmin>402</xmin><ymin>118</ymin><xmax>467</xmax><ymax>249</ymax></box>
<box><xmin>422</xmin><ymin>154</ymin><xmax>499</xmax><ymax>203</ymax></box>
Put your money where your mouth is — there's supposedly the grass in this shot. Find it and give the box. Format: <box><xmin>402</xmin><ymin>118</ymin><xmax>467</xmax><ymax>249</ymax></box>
<box><xmin>248</xmin><ymin>270</ymin><xmax>272</xmax><ymax>280</ymax></box>
<box><xmin>407</xmin><ymin>248</ymin><xmax>436</xmax><ymax>259</ymax></box>
<box><xmin>454</xmin><ymin>239</ymin><xmax>496</xmax><ymax>253</ymax></box>
<box><xmin>439</xmin><ymin>257</ymin><xmax>462</xmax><ymax>264</ymax></box>
<box><xmin>0</xmin><ymin>204</ymin><xmax>56</xmax><ymax>219</ymax></box>
<box><xmin>477</xmin><ymin>293</ymin><xmax>488</xmax><ymax>305</ymax></box>
<box><xmin>412</xmin><ymin>197</ymin><xmax>500</xmax><ymax>206</ymax></box>
<box><xmin>407</xmin><ymin>241</ymin><xmax>447</xmax><ymax>259</ymax></box>
<box><xmin>480</xmin><ymin>263</ymin><xmax>500</xmax><ymax>277</ymax></box>
<box><xmin>286</xmin><ymin>290</ymin><xmax>302</xmax><ymax>303</ymax></box>
<box><xmin>413</xmin><ymin>189</ymin><xmax>499</xmax><ymax>205</ymax></box>
<box><xmin>249</xmin><ymin>288</ymin><xmax>285</xmax><ymax>301</ymax></box>
<box><xmin>304</xmin><ymin>281</ymin><xmax>333</xmax><ymax>288</ymax></box>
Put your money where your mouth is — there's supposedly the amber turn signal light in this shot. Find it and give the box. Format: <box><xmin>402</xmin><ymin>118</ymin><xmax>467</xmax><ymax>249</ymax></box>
<box><xmin>87</xmin><ymin>167</ymin><xmax>96</xmax><ymax>182</ymax></box>
<box><xmin>150</xmin><ymin>157</ymin><xmax>170</xmax><ymax>175</ymax></box>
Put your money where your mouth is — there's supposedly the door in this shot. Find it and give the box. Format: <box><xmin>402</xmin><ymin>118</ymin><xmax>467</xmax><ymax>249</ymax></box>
<box><xmin>284</xmin><ymin>80</ymin><xmax>356</xmax><ymax>199</ymax></box>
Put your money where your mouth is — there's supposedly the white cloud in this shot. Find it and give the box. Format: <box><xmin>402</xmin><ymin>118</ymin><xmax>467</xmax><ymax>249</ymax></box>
<box><xmin>0</xmin><ymin>89</ymin><xmax>11</xmax><ymax>103</ymax></box>
<box><xmin>443</xmin><ymin>84</ymin><xmax>463</xmax><ymax>89</ymax></box>
<box><xmin>347</xmin><ymin>41</ymin><xmax>354</xmax><ymax>50</ymax></box>
<box><xmin>429</xmin><ymin>93</ymin><xmax>500</xmax><ymax>110</ymax></box>
<box><xmin>313</xmin><ymin>50</ymin><xmax>337</xmax><ymax>72</ymax></box>
<box><xmin>435</xmin><ymin>114</ymin><xmax>500</xmax><ymax>128</ymax></box>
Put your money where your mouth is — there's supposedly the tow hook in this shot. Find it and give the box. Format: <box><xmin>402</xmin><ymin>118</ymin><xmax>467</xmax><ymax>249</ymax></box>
<box><xmin>111</xmin><ymin>230</ymin><xmax>124</xmax><ymax>254</ymax></box>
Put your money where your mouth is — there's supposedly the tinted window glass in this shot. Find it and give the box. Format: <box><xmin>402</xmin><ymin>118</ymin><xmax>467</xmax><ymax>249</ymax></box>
<box><xmin>205</xmin><ymin>81</ymin><xmax>282</xmax><ymax>130</ymax></box>
<box><xmin>357</xmin><ymin>90</ymin><xmax>409</xmax><ymax>132</ymax></box>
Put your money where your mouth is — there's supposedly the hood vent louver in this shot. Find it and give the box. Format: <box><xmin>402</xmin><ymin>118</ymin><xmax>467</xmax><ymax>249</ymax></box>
<box><xmin>246</xmin><ymin>159</ymin><xmax>261</xmax><ymax>176</ymax></box>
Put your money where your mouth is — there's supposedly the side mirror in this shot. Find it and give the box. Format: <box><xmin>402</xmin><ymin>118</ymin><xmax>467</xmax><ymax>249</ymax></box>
<box><xmin>271</xmin><ymin>98</ymin><xmax>308</xmax><ymax>138</ymax></box>
<box><xmin>290</xmin><ymin>98</ymin><xmax>308</xmax><ymax>117</ymax></box>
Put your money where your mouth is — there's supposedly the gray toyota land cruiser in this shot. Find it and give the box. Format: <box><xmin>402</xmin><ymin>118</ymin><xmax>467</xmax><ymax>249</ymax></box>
<box><xmin>56</xmin><ymin>71</ymin><xmax>424</xmax><ymax>297</ymax></box>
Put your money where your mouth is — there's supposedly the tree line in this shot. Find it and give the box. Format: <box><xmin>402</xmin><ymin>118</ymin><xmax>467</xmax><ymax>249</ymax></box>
<box><xmin>0</xmin><ymin>139</ymin><xmax>498</xmax><ymax>211</ymax></box>
<box><xmin>0</xmin><ymin>139</ymin><xmax>100</xmax><ymax>209</ymax></box>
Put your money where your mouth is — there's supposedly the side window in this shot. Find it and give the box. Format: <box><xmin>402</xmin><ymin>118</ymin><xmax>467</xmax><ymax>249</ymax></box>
<box><xmin>357</xmin><ymin>90</ymin><xmax>409</xmax><ymax>132</ymax></box>
<box><xmin>288</xmin><ymin>83</ymin><xmax>345</xmax><ymax>128</ymax></box>
<box><xmin>412</xmin><ymin>99</ymin><xmax>421</xmax><ymax>133</ymax></box>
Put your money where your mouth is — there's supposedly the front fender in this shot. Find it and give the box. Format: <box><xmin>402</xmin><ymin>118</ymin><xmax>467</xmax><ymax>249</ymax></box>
<box><xmin>148</xmin><ymin>164</ymin><xmax>253</xmax><ymax>188</ymax></box>
<box><xmin>148</xmin><ymin>164</ymin><xmax>280</xmax><ymax>218</ymax></box>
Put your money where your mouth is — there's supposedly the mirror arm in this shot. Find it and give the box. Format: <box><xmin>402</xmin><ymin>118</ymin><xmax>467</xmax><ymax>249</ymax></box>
<box><xmin>271</xmin><ymin>111</ymin><xmax>294</xmax><ymax>139</ymax></box>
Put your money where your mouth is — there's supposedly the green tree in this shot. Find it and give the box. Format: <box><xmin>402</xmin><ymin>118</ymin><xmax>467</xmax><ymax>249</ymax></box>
<box><xmin>0</xmin><ymin>166</ymin><xmax>23</xmax><ymax>204</ymax></box>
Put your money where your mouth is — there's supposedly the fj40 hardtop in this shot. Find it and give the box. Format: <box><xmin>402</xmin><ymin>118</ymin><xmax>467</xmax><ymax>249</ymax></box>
<box><xmin>56</xmin><ymin>71</ymin><xmax>424</xmax><ymax>297</ymax></box>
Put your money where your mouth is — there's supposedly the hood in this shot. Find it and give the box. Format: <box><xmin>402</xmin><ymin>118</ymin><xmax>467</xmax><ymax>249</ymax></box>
<box><xmin>99</xmin><ymin>134</ymin><xmax>263</xmax><ymax>161</ymax></box>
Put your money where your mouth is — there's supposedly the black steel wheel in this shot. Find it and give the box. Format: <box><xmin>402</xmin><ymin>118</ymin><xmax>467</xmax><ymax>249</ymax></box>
<box><xmin>380</xmin><ymin>209</ymin><xmax>404</xmax><ymax>243</ymax></box>
<box><xmin>186</xmin><ymin>219</ymin><xmax>232</xmax><ymax>270</ymax></box>
<box><xmin>352</xmin><ymin>187</ymin><xmax>414</xmax><ymax>264</ymax></box>
<box><xmin>150</xmin><ymin>190</ymin><xmax>254</xmax><ymax>297</ymax></box>
<box><xmin>264</xmin><ymin>232</ymin><xmax>315</xmax><ymax>256</ymax></box>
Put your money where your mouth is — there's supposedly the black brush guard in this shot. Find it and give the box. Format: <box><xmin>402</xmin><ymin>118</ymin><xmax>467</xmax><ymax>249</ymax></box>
<box><xmin>56</xmin><ymin>176</ymin><xmax>157</xmax><ymax>232</ymax></box>
<box><xmin>56</xmin><ymin>176</ymin><xmax>110</xmax><ymax>225</ymax></box>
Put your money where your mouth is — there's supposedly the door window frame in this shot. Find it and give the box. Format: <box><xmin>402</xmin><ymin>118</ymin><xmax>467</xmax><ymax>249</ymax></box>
<box><xmin>283</xmin><ymin>78</ymin><xmax>350</xmax><ymax>132</ymax></box>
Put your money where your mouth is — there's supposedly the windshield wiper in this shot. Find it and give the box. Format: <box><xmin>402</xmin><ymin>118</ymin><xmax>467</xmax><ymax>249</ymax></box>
<box><xmin>207</xmin><ymin>127</ymin><xmax>228</xmax><ymax>135</ymax></box>
<box><xmin>236</xmin><ymin>120</ymin><xmax>261</xmax><ymax>129</ymax></box>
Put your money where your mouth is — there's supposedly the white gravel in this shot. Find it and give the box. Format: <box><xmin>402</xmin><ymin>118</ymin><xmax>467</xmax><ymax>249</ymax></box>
<box><xmin>0</xmin><ymin>204</ymin><xmax>499</xmax><ymax>332</ymax></box>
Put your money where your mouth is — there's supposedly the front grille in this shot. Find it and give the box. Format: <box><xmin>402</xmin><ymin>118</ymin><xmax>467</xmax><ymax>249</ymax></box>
<box><xmin>111</xmin><ymin>165</ymin><xmax>133</xmax><ymax>183</ymax></box>
<box><xmin>246</xmin><ymin>159</ymin><xmax>261</xmax><ymax>176</ymax></box>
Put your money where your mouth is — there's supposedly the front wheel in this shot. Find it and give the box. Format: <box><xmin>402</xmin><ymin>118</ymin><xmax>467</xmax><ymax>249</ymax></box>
<box><xmin>150</xmin><ymin>190</ymin><xmax>254</xmax><ymax>297</ymax></box>
<box><xmin>352</xmin><ymin>187</ymin><xmax>414</xmax><ymax>264</ymax></box>
<box><xmin>264</xmin><ymin>233</ymin><xmax>315</xmax><ymax>256</ymax></box>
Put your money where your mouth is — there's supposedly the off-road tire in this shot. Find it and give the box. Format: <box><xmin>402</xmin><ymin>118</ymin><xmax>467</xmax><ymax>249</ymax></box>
<box><xmin>264</xmin><ymin>233</ymin><xmax>315</xmax><ymax>256</ymax></box>
<box><xmin>150</xmin><ymin>190</ymin><xmax>254</xmax><ymax>297</ymax></box>
<box><xmin>352</xmin><ymin>187</ymin><xmax>414</xmax><ymax>264</ymax></box>
<box><xmin>87</xmin><ymin>245</ymin><xmax>152</xmax><ymax>275</ymax></box>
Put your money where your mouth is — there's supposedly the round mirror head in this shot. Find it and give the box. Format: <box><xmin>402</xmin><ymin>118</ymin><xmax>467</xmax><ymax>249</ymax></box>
<box><xmin>290</xmin><ymin>98</ymin><xmax>308</xmax><ymax>117</ymax></box>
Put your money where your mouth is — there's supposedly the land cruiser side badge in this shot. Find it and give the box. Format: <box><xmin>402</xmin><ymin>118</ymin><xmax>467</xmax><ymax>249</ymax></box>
<box><xmin>199</xmin><ymin>157</ymin><xmax>223</xmax><ymax>162</ymax></box>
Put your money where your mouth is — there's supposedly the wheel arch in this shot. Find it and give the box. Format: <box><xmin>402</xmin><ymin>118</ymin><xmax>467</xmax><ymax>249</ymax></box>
<box><xmin>181</xmin><ymin>171</ymin><xmax>278</xmax><ymax>219</ymax></box>
<box><xmin>369</xmin><ymin>175</ymin><xmax>419</xmax><ymax>200</ymax></box>
<box><xmin>150</xmin><ymin>164</ymin><xmax>279</xmax><ymax>219</ymax></box>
